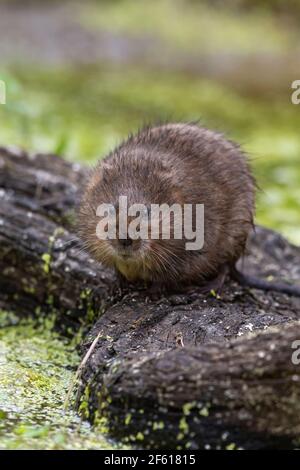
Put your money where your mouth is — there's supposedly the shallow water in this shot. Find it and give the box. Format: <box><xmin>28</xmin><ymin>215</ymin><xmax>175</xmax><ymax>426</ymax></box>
<box><xmin>0</xmin><ymin>311</ymin><xmax>119</xmax><ymax>450</ymax></box>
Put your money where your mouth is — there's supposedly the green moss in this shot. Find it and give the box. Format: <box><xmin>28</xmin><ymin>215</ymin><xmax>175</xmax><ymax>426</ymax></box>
<box><xmin>199</xmin><ymin>406</ymin><xmax>210</xmax><ymax>417</ymax></box>
<box><xmin>152</xmin><ymin>421</ymin><xmax>164</xmax><ymax>431</ymax></box>
<box><xmin>182</xmin><ymin>401</ymin><xmax>196</xmax><ymax>416</ymax></box>
<box><xmin>80</xmin><ymin>288</ymin><xmax>92</xmax><ymax>300</ymax></box>
<box><xmin>41</xmin><ymin>253</ymin><xmax>51</xmax><ymax>275</ymax></box>
<box><xmin>34</xmin><ymin>306</ymin><xmax>41</xmax><ymax>316</ymax></box>
<box><xmin>0</xmin><ymin>311</ymin><xmax>122</xmax><ymax>450</ymax></box>
<box><xmin>226</xmin><ymin>443</ymin><xmax>237</xmax><ymax>450</ymax></box>
<box><xmin>79</xmin><ymin>288</ymin><xmax>98</xmax><ymax>324</ymax></box>
<box><xmin>179</xmin><ymin>416</ymin><xmax>189</xmax><ymax>434</ymax></box>
<box><xmin>94</xmin><ymin>415</ymin><xmax>110</xmax><ymax>436</ymax></box>
<box><xmin>23</xmin><ymin>285</ymin><xmax>36</xmax><ymax>295</ymax></box>
<box><xmin>46</xmin><ymin>295</ymin><xmax>54</xmax><ymax>307</ymax></box>
<box><xmin>0</xmin><ymin>310</ymin><xmax>20</xmax><ymax>328</ymax></box>
<box><xmin>124</xmin><ymin>413</ymin><xmax>132</xmax><ymax>425</ymax></box>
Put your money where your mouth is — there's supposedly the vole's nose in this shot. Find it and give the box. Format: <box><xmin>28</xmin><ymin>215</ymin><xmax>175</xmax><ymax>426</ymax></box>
<box><xmin>119</xmin><ymin>238</ymin><xmax>133</xmax><ymax>248</ymax></box>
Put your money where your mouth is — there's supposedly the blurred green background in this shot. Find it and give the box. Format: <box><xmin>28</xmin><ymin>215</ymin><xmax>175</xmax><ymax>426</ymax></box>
<box><xmin>0</xmin><ymin>0</ymin><xmax>300</xmax><ymax>244</ymax></box>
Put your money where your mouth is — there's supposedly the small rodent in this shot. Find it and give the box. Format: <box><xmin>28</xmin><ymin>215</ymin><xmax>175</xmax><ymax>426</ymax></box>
<box><xmin>78</xmin><ymin>123</ymin><xmax>300</xmax><ymax>297</ymax></box>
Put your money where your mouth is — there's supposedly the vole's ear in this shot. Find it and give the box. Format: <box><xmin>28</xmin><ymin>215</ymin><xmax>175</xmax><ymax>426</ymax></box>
<box><xmin>85</xmin><ymin>160</ymin><xmax>114</xmax><ymax>193</ymax></box>
<box><xmin>99</xmin><ymin>161</ymin><xmax>117</xmax><ymax>187</ymax></box>
<box><xmin>100</xmin><ymin>160</ymin><xmax>114</xmax><ymax>172</ymax></box>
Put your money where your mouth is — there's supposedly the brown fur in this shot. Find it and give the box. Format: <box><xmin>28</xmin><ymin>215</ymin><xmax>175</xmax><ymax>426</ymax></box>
<box><xmin>78</xmin><ymin>123</ymin><xmax>255</xmax><ymax>288</ymax></box>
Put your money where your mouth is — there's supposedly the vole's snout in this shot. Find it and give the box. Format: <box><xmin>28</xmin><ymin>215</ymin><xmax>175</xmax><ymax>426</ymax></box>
<box><xmin>113</xmin><ymin>235</ymin><xmax>143</xmax><ymax>259</ymax></box>
<box><xmin>118</xmin><ymin>237</ymin><xmax>133</xmax><ymax>248</ymax></box>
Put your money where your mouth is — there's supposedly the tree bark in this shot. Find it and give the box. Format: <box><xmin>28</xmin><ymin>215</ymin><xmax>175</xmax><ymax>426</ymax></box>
<box><xmin>0</xmin><ymin>146</ymin><xmax>300</xmax><ymax>449</ymax></box>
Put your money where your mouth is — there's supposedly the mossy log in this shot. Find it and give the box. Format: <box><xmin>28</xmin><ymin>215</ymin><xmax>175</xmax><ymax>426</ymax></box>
<box><xmin>0</xmin><ymin>146</ymin><xmax>300</xmax><ymax>449</ymax></box>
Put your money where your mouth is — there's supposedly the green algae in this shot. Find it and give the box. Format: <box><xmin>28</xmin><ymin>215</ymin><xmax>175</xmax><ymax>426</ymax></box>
<box><xmin>0</xmin><ymin>311</ymin><xmax>121</xmax><ymax>450</ymax></box>
<box><xmin>41</xmin><ymin>253</ymin><xmax>51</xmax><ymax>275</ymax></box>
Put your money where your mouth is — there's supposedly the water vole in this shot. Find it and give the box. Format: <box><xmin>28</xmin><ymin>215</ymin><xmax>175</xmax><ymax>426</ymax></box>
<box><xmin>78</xmin><ymin>123</ymin><xmax>300</xmax><ymax>296</ymax></box>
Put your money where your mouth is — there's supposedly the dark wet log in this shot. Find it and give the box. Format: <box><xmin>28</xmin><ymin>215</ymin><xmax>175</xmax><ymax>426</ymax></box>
<box><xmin>0</xmin><ymin>146</ymin><xmax>300</xmax><ymax>448</ymax></box>
<box><xmin>0</xmin><ymin>145</ymin><xmax>86</xmax><ymax>226</ymax></box>
<box><xmin>81</xmin><ymin>320</ymin><xmax>300</xmax><ymax>450</ymax></box>
<box><xmin>0</xmin><ymin>147</ymin><xmax>117</xmax><ymax>331</ymax></box>
<box><xmin>78</xmin><ymin>215</ymin><xmax>300</xmax><ymax>449</ymax></box>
